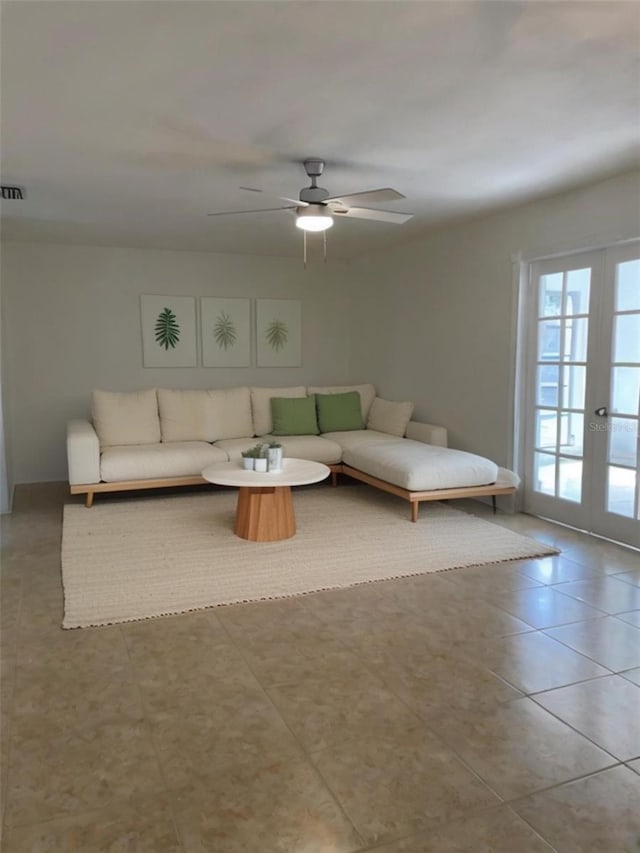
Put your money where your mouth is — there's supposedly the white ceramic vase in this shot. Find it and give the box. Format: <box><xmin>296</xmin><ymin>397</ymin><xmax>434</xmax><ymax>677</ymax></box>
<box><xmin>267</xmin><ymin>447</ymin><xmax>283</xmax><ymax>472</ymax></box>
<box><xmin>254</xmin><ymin>457</ymin><xmax>268</xmax><ymax>473</ymax></box>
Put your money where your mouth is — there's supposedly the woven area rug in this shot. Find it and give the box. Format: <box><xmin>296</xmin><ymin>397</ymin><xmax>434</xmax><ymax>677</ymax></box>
<box><xmin>61</xmin><ymin>487</ymin><xmax>558</xmax><ymax>628</ymax></box>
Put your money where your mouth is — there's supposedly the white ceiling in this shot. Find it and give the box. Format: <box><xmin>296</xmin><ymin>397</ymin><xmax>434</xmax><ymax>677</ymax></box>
<box><xmin>1</xmin><ymin>1</ymin><xmax>639</xmax><ymax>260</ymax></box>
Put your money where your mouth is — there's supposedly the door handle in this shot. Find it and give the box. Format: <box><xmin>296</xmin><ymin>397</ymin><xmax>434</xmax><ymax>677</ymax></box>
<box><xmin>594</xmin><ymin>406</ymin><xmax>608</xmax><ymax>417</ymax></box>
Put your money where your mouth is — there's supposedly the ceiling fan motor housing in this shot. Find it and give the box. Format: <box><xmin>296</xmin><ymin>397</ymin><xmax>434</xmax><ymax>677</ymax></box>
<box><xmin>299</xmin><ymin>185</ymin><xmax>329</xmax><ymax>203</ymax></box>
<box><xmin>303</xmin><ymin>158</ymin><xmax>325</xmax><ymax>178</ymax></box>
<box><xmin>299</xmin><ymin>158</ymin><xmax>330</xmax><ymax>203</ymax></box>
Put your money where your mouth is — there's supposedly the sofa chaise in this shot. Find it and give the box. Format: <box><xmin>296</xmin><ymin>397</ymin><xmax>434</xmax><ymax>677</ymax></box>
<box><xmin>67</xmin><ymin>384</ymin><xmax>518</xmax><ymax>519</ymax></box>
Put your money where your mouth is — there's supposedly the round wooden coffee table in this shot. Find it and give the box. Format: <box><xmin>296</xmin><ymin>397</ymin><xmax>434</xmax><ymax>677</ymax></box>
<box><xmin>202</xmin><ymin>458</ymin><xmax>330</xmax><ymax>542</ymax></box>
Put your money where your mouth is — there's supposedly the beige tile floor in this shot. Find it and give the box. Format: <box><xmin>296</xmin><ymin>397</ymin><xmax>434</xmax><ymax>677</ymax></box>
<box><xmin>1</xmin><ymin>482</ymin><xmax>639</xmax><ymax>852</ymax></box>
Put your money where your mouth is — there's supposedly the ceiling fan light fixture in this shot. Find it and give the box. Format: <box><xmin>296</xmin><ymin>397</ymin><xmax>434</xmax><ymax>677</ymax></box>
<box><xmin>295</xmin><ymin>204</ymin><xmax>334</xmax><ymax>232</ymax></box>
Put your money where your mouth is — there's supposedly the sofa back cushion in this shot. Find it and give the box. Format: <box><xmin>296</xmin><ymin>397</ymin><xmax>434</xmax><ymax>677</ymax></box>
<box><xmin>307</xmin><ymin>384</ymin><xmax>376</xmax><ymax>421</ymax></box>
<box><xmin>316</xmin><ymin>391</ymin><xmax>364</xmax><ymax>433</ymax></box>
<box><xmin>271</xmin><ymin>395</ymin><xmax>319</xmax><ymax>436</ymax></box>
<box><xmin>91</xmin><ymin>389</ymin><xmax>161</xmax><ymax>447</ymax></box>
<box><xmin>251</xmin><ymin>386</ymin><xmax>306</xmax><ymax>436</ymax></box>
<box><xmin>366</xmin><ymin>397</ymin><xmax>414</xmax><ymax>437</ymax></box>
<box><xmin>158</xmin><ymin>388</ymin><xmax>253</xmax><ymax>442</ymax></box>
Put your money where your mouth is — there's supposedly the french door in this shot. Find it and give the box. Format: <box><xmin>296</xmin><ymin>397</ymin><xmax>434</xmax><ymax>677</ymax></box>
<box><xmin>524</xmin><ymin>243</ymin><xmax>640</xmax><ymax>549</ymax></box>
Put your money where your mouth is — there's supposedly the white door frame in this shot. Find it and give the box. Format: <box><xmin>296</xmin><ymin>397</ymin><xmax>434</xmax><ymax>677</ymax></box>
<box><xmin>589</xmin><ymin>243</ymin><xmax>640</xmax><ymax>547</ymax></box>
<box><xmin>523</xmin><ymin>250</ymin><xmax>602</xmax><ymax>530</ymax></box>
<box><xmin>517</xmin><ymin>239</ymin><xmax>640</xmax><ymax>548</ymax></box>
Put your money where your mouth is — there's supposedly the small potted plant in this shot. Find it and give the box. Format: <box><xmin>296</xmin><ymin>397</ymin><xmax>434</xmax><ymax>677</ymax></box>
<box><xmin>267</xmin><ymin>441</ymin><xmax>283</xmax><ymax>472</ymax></box>
<box><xmin>241</xmin><ymin>448</ymin><xmax>255</xmax><ymax>470</ymax></box>
<box><xmin>254</xmin><ymin>444</ymin><xmax>268</xmax><ymax>473</ymax></box>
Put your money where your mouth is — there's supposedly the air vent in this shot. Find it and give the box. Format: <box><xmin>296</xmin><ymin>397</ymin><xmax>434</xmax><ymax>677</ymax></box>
<box><xmin>1</xmin><ymin>186</ymin><xmax>25</xmax><ymax>200</ymax></box>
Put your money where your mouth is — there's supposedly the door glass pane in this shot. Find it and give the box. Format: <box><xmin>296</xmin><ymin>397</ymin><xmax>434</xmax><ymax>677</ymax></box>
<box><xmin>608</xmin><ymin>418</ymin><xmax>638</xmax><ymax>468</ymax></box>
<box><xmin>559</xmin><ymin>412</ymin><xmax>584</xmax><ymax>456</ymax></box>
<box><xmin>614</xmin><ymin>313</ymin><xmax>640</xmax><ymax>363</ymax></box>
<box><xmin>558</xmin><ymin>457</ymin><xmax>582</xmax><ymax>502</ymax></box>
<box><xmin>612</xmin><ymin>367</ymin><xmax>640</xmax><ymax>415</ymax></box>
<box><xmin>615</xmin><ymin>259</ymin><xmax>640</xmax><ymax>312</ymax></box>
<box><xmin>537</xmin><ymin>364</ymin><xmax>559</xmax><ymax>406</ymax></box>
<box><xmin>538</xmin><ymin>319</ymin><xmax>561</xmax><ymax>361</ymax></box>
<box><xmin>566</xmin><ymin>268</ymin><xmax>590</xmax><ymax>315</ymax></box>
<box><xmin>539</xmin><ymin>273</ymin><xmax>563</xmax><ymax>317</ymax></box>
<box><xmin>530</xmin><ymin>251</ymin><xmax>640</xmax><ymax>545</ymax></box>
<box><xmin>535</xmin><ymin>410</ymin><xmax>557</xmax><ymax>451</ymax></box>
<box><xmin>534</xmin><ymin>452</ymin><xmax>556</xmax><ymax>496</ymax></box>
<box><xmin>607</xmin><ymin>466</ymin><xmax>636</xmax><ymax>517</ymax></box>
<box><xmin>561</xmin><ymin>365</ymin><xmax>586</xmax><ymax>410</ymax></box>
<box><xmin>563</xmin><ymin>318</ymin><xmax>588</xmax><ymax>361</ymax></box>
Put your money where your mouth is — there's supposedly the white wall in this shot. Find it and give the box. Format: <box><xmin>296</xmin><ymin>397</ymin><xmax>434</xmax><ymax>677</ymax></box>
<box><xmin>348</xmin><ymin>170</ymin><xmax>640</xmax><ymax>468</ymax></box>
<box><xmin>1</xmin><ymin>243</ymin><xmax>352</xmax><ymax>483</ymax></box>
<box><xmin>3</xmin><ymin>170</ymin><xmax>639</xmax><ymax>489</ymax></box>
<box><xmin>0</xmin><ymin>271</ymin><xmax>11</xmax><ymax>511</ymax></box>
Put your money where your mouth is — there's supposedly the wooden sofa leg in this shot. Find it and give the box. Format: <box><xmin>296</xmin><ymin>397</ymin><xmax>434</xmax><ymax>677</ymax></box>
<box><xmin>85</xmin><ymin>492</ymin><xmax>94</xmax><ymax>508</ymax></box>
<box><xmin>411</xmin><ymin>501</ymin><xmax>419</xmax><ymax>523</ymax></box>
<box><xmin>492</xmin><ymin>495</ymin><xmax>497</xmax><ymax>514</ymax></box>
<box><xmin>331</xmin><ymin>470</ymin><xmax>338</xmax><ymax>487</ymax></box>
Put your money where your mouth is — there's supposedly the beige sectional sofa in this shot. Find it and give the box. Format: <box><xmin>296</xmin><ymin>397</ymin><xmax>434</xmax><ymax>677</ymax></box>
<box><xmin>67</xmin><ymin>383</ymin><xmax>518</xmax><ymax>518</ymax></box>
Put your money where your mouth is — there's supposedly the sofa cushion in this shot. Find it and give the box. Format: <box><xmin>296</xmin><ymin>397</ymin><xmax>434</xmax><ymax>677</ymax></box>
<box><xmin>343</xmin><ymin>439</ymin><xmax>498</xmax><ymax>492</ymax></box>
<box><xmin>91</xmin><ymin>389</ymin><xmax>161</xmax><ymax>447</ymax></box>
<box><xmin>308</xmin><ymin>384</ymin><xmax>376</xmax><ymax>421</ymax></box>
<box><xmin>251</xmin><ymin>386</ymin><xmax>306</xmax><ymax>436</ymax></box>
<box><xmin>259</xmin><ymin>434</ymin><xmax>343</xmax><ymax>465</ymax></box>
<box><xmin>100</xmin><ymin>441</ymin><xmax>227</xmax><ymax>482</ymax></box>
<box><xmin>316</xmin><ymin>391</ymin><xmax>364</xmax><ymax>433</ymax></box>
<box><xmin>158</xmin><ymin>387</ymin><xmax>253</xmax><ymax>442</ymax></box>
<box><xmin>271</xmin><ymin>395</ymin><xmax>319</xmax><ymax>436</ymax></box>
<box><xmin>367</xmin><ymin>397</ymin><xmax>414</xmax><ymax>437</ymax></box>
<box><xmin>321</xmin><ymin>429</ymin><xmax>398</xmax><ymax>452</ymax></box>
<box><xmin>214</xmin><ymin>437</ymin><xmax>263</xmax><ymax>462</ymax></box>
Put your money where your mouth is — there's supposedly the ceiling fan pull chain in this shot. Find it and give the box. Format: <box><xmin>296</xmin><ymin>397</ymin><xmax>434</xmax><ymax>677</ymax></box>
<box><xmin>303</xmin><ymin>230</ymin><xmax>307</xmax><ymax>269</ymax></box>
<box><xmin>323</xmin><ymin>230</ymin><xmax>327</xmax><ymax>263</ymax></box>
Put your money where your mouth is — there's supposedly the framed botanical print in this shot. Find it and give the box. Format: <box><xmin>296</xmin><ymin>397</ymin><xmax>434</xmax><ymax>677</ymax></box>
<box><xmin>201</xmin><ymin>297</ymin><xmax>251</xmax><ymax>367</ymax></box>
<box><xmin>140</xmin><ymin>295</ymin><xmax>197</xmax><ymax>367</ymax></box>
<box><xmin>256</xmin><ymin>299</ymin><xmax>302</xmax><ymax>367</ymax></box>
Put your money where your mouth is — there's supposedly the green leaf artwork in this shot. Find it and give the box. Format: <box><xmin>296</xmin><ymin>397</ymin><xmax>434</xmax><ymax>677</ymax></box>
<box><xmin>265</xmin><ymin>319</ymin><xmax>288</xmax><ymax>352</ymax></box>
<box><xmin>213</xmin><ymin>311</ymin><xmax>237</xmax><ymax>350</ymax></box>
<box><xmin>154</xmin><ymin>307</ymin><xmax>181</xmax><ymax>350</ymax></box>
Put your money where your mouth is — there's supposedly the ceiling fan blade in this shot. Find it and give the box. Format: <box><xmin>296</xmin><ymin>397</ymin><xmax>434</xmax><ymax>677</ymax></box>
<box><xmin>207</xmin><ymin>206</ymin><xmax>296</xmax><ymax>217</ymax></box>
<box><xmin>280</xmin><ymin>196</ymin><xmax>308</xmax><ymax>207</ymax></box>
<box><xmin>325</xmin><ymin>188</ymin><xmax>405</xmax><ymax>206</ymax></box>
<box><xmin>240</xmin><ymin>187</ymin><xmax>307</xmax><ymax>207</ymax></box>
<box><xmin>332</xmin><ymin>207</ymin><xmax>413</xmax><ymax>224</ymax></box>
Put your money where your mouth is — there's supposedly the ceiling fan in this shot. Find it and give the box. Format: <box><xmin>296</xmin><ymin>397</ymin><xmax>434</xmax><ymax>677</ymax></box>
<box><xmin>207</xmin><ymin>158</ymin><xmax>413</xmax><ymax>234</ymax></box>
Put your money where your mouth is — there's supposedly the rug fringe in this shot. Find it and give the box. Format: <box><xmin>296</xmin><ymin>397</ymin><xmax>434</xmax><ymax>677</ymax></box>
<box><xmin>62</xmin><ymin>547</ymin><xmax>559</xmax><ymax>630</ymax></box>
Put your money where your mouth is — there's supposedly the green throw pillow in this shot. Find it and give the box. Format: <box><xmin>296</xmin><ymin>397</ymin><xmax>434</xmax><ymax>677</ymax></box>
<box><xmin>316</xmin><ymin>391</ymin><xmax>364</xmax><ymax>433</ymax></box>
<box><xmin>271</xmin><ymin>395</ymin><xmax>319</xmax><ymax>436</ymax></box>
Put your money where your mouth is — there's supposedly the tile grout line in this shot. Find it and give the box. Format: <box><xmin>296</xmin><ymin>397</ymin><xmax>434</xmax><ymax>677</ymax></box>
<box><xmin>311</xmin><ymin>635</ymin><xmax>515</xmax><ymax>817</ymax></box>
<box><xmin>492</xmin><ymin>665</ymin><xmax>617</xmax><ymax>698</ymax></box>
<box><xmin>506</xmin><ymin>761</ymin><xmax>626</xmax><ymax>810</ymax></box>
<box><xmin>538</xmin><ymin>620</ymin><xmax>640</xmax><ymax>673</ymax></box>
<box><xmin>211</xmin><ymin>611</ymin><xmax>370</xmax><ymax>851</ymax></box>
<box><xmin>4</xmin><ymin>487</ymin><xmax>638</xmax><ymax>846</ymax></box>
<box><xmin>119</xmin><ymin>624</ymin><xmax>188</xmax><ymax>853</ymax></box>
<box><xmin>547</xmin><ymin>580</ymin><xmax>640</xmax><ymax>613</ymax></box>
<box><xmin>1</xmin><ymin>566</ymin><xmax>23</xmax><ymax>831</ymax></box>
<box><xmin>337</xmin><ymin>627</ymin><xmax>630</xmax><ymax>814</ymax></box>
<box><xmin>292</xmin><ymin>574</ymin><xmax>634</xmax><ymax>817</ymax></box>
<box><xmin>527</xmin><ymin>689</ymin><xmax>638</xmax><ymax>765</ymax></box>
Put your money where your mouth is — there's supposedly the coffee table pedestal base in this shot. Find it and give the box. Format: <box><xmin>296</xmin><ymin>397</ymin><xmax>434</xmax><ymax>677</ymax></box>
<box><xmin>235</xmin><ymin>486</ymin><xmax>296</xmax><ymax>542</ymax></box>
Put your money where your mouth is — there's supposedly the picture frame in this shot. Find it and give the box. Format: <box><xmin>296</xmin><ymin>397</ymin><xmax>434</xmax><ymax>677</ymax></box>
<box><xmin>200</xmin><ymin>297</ymin><xmax>251</xmax><ymax>368</ymax></box>
<box><xmin>140</xmin><ymin>295</ymin><xmax>197</xmax><ymax>368</ymax></box>
<box><xmin>256</xmin><ymin>298</ymin><xmax>302</xmax><ymax>367</ymax></box>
